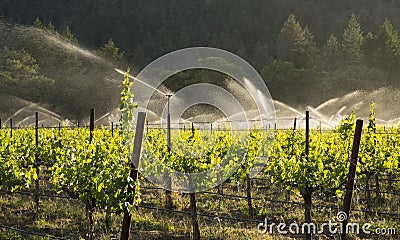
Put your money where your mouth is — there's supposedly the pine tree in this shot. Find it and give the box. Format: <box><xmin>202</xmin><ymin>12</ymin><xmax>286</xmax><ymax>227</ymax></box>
<box><xmin>342</xmin><ymin>13</ymin><xmax>364</xmax><ymax>65</ymax></box>
<box><xmin>276</xmin><ymin>13</ymin><xmax>317</xmax><ymax>69</ymax></box>
<box><xmin>64</xmin><ymin>26</ymin><xmax>78</xmax><ymax>45</ymax></box>
<box><xmin>322</xmin><ymin>34</ymin><xmax>341</xmax><ymax>70</ymax></box>
<box><xmin>47</xmin><ymin>22</ymin><xmax>56</xmax><ymax>32</ymax></box>
<box><xmin>300</xmin><ymin>26</ymin><xmax>317</xmax><ymax>68</ymax></box>
<box><xmin>33</xmin><ymin>17</ymin><xmax>45</xmax><ymax>29</ymax></box>
<box><xmin>277</xmin><ymin>13</ymin><xmax>303</xmax><ymax>62</ymax></box>
<box><xmin>372</xmin><ymin>18</ymin><xmax>400</xmax><ymax>70</ymax></box>
<box><xmin>363</xmin><ymin>32</ymin><xmax>376</xmax><ymax>66</ymax></box>
<box><xmin>98</xmin><ymin>38</ymin><xmax>124</xmax><ymax>63</ymax></box>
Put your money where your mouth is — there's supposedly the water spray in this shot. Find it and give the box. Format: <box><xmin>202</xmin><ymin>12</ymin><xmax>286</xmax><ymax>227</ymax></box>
<box><xmin>114</xmin><ymin>68</ymin><xmax>170</xmax><ymax>96</ymax></box>
<box><xmin>114</xmin><ymin>68</ymin><xmax>174</xmax><ymax>146</ymax></box>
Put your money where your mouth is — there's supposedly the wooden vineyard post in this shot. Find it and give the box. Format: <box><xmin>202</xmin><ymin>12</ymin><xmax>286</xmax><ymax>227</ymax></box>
<box><xmin>189</xmin><ymin>191</ymin><xmax>200</xmax><ymax>240</ymax></box>
<box><xmin>10</xmin><ymin>119</ymin><xmax>12</xmax><ymax>138</ymax></box>
<box><xmin>34</xmin><ymin>112</ymin><xmax>40</xmax><ymax>219</ymax></box>
<box><xmin>303</xmin><ymin>111</ymin><xmax>312</xmax><ymax>240</ymax></box>
<box><xmin>319</xmin><ymin>121</ymin><xmax>322</xmax><ymax>133</ymax></box>
<box><xmin>188</xmin><ymin>175</ymin><xmax>200</xmax><ymax>240</ymax></box>
<box><xmin>340</xmin><ymin>119</ymin><xmax>363</xmax><ymax>240</ymax></box>
<box><xmin>293</xmin><ymin>117</ymin><xmax>297</xmax><ymax>130</ymax></box>
<box><xmin>166</xmin><ymin>94</ymin><xmax>172</xmax><ymax>150</ymax></box>
<box><xmin>90</xmin><ymin>109</ymin><xmax>95</xmax><ymax>142</ymax></box>
<box><xmin>246</xmin><ymin>173</ymin><xmax>253</xmax><ymax>216</ymax></box>
<box><xmin>165</xmin><ymin>95</ymin><xmax>173</xmax><ymax>209</ymax></box>
<box><xmin>305</xmin><ymin>111</ymin><xmax>309</xmax><ymax>161</ymax></box>
<box><xmin>87</xmin><ymin>109</ymin><xmax>96</xmax><ymax>240</ymax></box>
<box><xmin>120</xmin><ymin>112</ymin><xmax>146</xmax><ymax>240</ymax></box>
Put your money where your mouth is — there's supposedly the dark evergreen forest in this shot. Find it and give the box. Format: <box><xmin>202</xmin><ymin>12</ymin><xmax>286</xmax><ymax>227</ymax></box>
<box><xmin>1</xmin><ymin>0</ymin><xmax>400</xmax><ymax>117</ymax></box>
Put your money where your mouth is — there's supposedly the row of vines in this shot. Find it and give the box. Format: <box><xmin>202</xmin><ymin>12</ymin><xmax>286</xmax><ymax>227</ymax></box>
<box><xmin>1</xmin><ymin>104</ymin><xmax>400</xmax><ymax>239</ymax></box>
<box><xmin>0</xmin><ymin>66</ymin><xmax>399</xmax><ymax>239</ymax></box>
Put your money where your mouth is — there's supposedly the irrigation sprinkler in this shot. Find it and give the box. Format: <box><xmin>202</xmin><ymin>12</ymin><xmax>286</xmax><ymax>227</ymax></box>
<box><xmin>166</xmin><ymin>94</ymin><xmax>172</xmax><ymax>150</ymax></box>
<box><xmin>114</xmin><ymin>68</ymin><xmax>176</xmax><ymax>142</ymax></box>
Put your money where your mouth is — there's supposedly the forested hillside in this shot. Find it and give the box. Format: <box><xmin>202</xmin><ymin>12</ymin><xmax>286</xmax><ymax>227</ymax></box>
<box><xmin>3</xmin><ymin>1</ymin><xmax>400</xmax><ymax>67</ymax></box>
<box><xmin>2</xmin><ymin>0</ymin><xmax>400</xmax><ymax>115</ymax></box>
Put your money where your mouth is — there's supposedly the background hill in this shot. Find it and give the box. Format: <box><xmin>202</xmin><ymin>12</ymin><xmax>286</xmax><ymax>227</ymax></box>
<box><xmin>1</xmin><ymin>0</ymin><xmax>400</xmax><ymax>122</ymax></box>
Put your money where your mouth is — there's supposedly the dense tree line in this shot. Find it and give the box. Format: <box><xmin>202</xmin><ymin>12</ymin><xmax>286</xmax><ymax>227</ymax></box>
<box><xmin>2</xmin><ymin>0</ymin><xmax>400</xmax><ymax>67</ymax></box>
<box><xmin>2</xmin><ymin>0</ymin><xmax>400</xmax><ymax>112</ymax></box>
